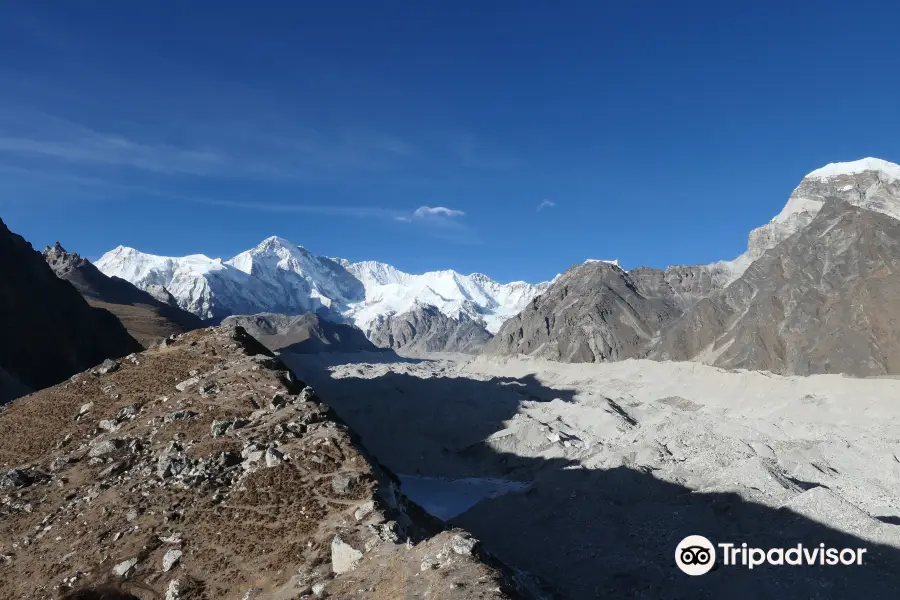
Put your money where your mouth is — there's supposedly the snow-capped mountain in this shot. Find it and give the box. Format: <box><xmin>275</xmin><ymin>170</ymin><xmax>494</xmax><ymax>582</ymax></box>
<box><xmin>227</xmin><ymin>236</ymin><xmax>365</xmax><ymax>312</ymax></box>
<box><xmin>95</xmin><ymin>246</ymin><xmax>260</xmax><ymax>318</ymax></box>
<box><xmin>95</xmin><ymin>237</ymin><xmax>548</xmax><ymax>333</ymax></box>
<box><xmin>716</xmin><ymin>157</ymin><xmax>900</xmax><ymax>283</ymax></box>
<box><xmin>96</xmin><ymin>238</ymin><xmax>365</xmax><ymax>319</ymax></box>
<box><xmin>340</xmin><ymin>260</ymin><xmax>549</xmax><ymax>333</ymax></box>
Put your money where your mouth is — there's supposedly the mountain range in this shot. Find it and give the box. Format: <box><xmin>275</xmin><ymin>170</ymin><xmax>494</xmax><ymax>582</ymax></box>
<box><xmin>486</xmin><ymin>157</ymin><xmax>900</xmax><ymax>376</ymax></box>
<box><xmin>95</xmin><ymin>238</ymin><xmax>548</xmax><ymax>339</ymax></box>
<box><xmin>71</xmin><ymin>156</ymin><xmax>900</xmax><ymax>375</ymax></box>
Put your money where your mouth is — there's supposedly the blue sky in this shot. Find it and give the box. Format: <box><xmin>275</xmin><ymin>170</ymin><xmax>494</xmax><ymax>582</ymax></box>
<box><xmin>0</xmin><ymin>1</ymin><xmax>898</xmax><ymax>283</ymax></box>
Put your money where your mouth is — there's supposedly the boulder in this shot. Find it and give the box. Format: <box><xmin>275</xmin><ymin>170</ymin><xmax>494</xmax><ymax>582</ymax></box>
<box><xmin>331</xmin><ymin>535</ymin><xmax>364</xmax><ymax>574</ymax></box>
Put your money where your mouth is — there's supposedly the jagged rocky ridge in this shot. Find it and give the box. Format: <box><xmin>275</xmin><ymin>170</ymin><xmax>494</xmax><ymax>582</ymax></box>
<box><xmin>484</xmin><ymin>261</ymin><xmax>680</xmax><ymax>362</ymax></box>
<box><xmin>652</xmin><ymin>197</ymin><xmax>900</xmax><ymax>375</ymax></box>
<box><xmin>0</xmin><ymin>325</ymin><xmax>531</xmax><ymax>599</ymax></box>
<box><xmin>0</xmin><ymin>219</ymin><xmax>141</xmax><ymax>403</ymax></box>
<box><xmin>222</xmin><ymin>312</ymin><xmax>381</xmax><ymax>354</ymax></box>
<box><xmin>367</xmin><ymin>303</ymin><xmax>494</xmax><ymax>354</ymax></box>
<box><xmin>486</xmin><ymin>159</ymin><xmax>900</xmax><ymax>376</ymax></box>
<box><xmin>43</xmin><ymin>242</ymin><xmax>204</xmax><ymax>347</ymax></box>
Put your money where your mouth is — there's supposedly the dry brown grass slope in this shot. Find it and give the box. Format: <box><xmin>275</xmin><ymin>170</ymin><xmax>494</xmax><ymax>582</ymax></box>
<box><xmin>43</xmin><ymin>242</ymin><xmax>203</xmax><ymax>348</ymax></box>
<box><xmin>0</xmin><ymin>325</ymin><xmax>529</xmax><ymax>600</ymax></box>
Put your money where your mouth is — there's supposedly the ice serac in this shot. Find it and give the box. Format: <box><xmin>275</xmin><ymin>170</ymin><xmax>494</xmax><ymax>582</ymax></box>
<box><xmin>367</xmin><ymin>303</ymin><xmax>494</xmax><ymax>354</ymax></box>
<box><xmin>719</xmin><ymin>157</ymin><xmax>900</xmax><ymax>282</ymax></box>
<box><xmin>653</xmin><ymin>197</ymin><xmax>900</xmax><ymax>376</ymax></box>
<box><xmin>484</xmin><ymin>261</ymin><xmax>681</xmax><ymax>362</ymax></box>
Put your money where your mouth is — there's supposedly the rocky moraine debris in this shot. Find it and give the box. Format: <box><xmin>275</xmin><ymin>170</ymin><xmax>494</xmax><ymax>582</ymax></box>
<box><xmin>0</xmin><ymin>325</ymin><xmax>532</xmax><ymax>599</ymax></box>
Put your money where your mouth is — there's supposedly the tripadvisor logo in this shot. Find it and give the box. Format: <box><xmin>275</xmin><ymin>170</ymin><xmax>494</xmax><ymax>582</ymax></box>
<box><xmin>675</xmin><ymin>535</ymin><xmax>868</xmax><ymax>575</ymax></box>
<box><xmin>676</xmin><ymin>535</ymin><xmax>716</xmax><ymax>576</ymax></box>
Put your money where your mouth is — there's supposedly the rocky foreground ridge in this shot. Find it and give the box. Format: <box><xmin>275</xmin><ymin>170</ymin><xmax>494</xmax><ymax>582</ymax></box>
<box><xmin>0</xmin><ymin>325</ymin><xmax>531</xmax><ymax>599</ymax></box>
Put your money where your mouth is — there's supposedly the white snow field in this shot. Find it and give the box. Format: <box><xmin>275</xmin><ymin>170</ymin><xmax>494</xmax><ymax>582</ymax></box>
<box><xmin>96</xmin><ymin>236</ymin><xmax>547</xmax><ymax>331</ymax></box>
<box><xmin>282</xmin><ymin>351</ymin><xmax>900</xmax><ymax>599</ymax></box>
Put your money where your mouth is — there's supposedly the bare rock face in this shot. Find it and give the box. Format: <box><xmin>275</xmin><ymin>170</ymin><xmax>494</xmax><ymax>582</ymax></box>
<box><xmin>485</xmin><ymin>161</ymin><xmax>900</xmax><ymax>376</ymax></box>
<box><xmin>0</xmin><ymin>325</ymin><xmax>527</xmax><ymax>599</ymax></box>
<box><xmin>43</xmin><ymin>242</ymin><xmax>203</xmax><ymax>347</ymax></box>
<box><xmin>630</xmin><ymin>264</ymin><xmax>732</xmax><ymax>311</ymax></box>
<box><xmin>484</xmin><ymin>262</ymin><xmax>681</xmax><ymax>362</ymax></box>
<box><xmin>654</xmin><ymin>197</ymin><xmax>900</xmax><ymax>376</ymax></box>
<box><xmin>367</xmin><ymin>304</ymin><xmax>493</xmax><ymax>354</ymax></box>
<box><xmin>221</xmin><ymin>312</ymin><xmax>379</xmax><ymax>354</ymax></box>
<box><xmin>0</xmin><ymin>220</ymin><xmax>141</xmax><ymax>403</ymax></box>
<box><xmin>735</xmin><ymin>158</ymin><xmax>900</xmax><ymax>277</ymax></box>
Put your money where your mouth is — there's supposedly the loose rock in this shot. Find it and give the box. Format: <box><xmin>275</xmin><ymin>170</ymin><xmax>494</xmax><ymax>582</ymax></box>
<box><xmin>162</xmin><ymin>548</ymin><xmax>182</xmax><ymax>572</ymax></box>
<box><xmin>175</xmin><ymin>376</ymin><xmax>200</xmax><ymax>392</ymax></box>
<box><xmin>96</xmin><ymin>359</ymin><xmax>120</xmax><ymax>375</ymax></box>
<box><xmin>331</xmin><ymin>535</ymin><xmax>363</xmax><ymax>574</ymax></box>
<box><xmin>111</xmin><ymin>557</ymin><xmax>138</xmax><ymax>577</ymax></box>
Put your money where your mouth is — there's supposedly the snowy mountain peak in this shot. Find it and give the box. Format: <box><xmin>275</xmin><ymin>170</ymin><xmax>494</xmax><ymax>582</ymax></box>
<box><xmin>95</xmin><ymin>237</ymin><xmax>549</xmax><ymax>334</ymax></box>
<box><xmin>260</xmin><ymin>235</ymin><xmax>292</xmax><ymax>246</ymax></box>
<box><xmin>343</xmin><ymin>260</ymin><xmax>409</xmax><ymax>287</ymax></box>
<box><xmin>805</xmin><ymin>157</ymin><xmax>900</xmax><ymax>182</ymax></box>
<box><xmin>585</xmin><ymin>259</ymin><xmax>620</xmax><ymax>268</ymax></box>
<box><xmin>251</xmin><ymin>235</ymin><xmax>307</xmax><ymax>255</ymax></box>
<box><xmin>102</xmin><ymin>245</ymin><xmax>142</xmax><ymax>263</ymax></box>
<box><xmin>712</xmin><ymin>157</ymin><xmax>900</xmax><ymax>285</ymax></box>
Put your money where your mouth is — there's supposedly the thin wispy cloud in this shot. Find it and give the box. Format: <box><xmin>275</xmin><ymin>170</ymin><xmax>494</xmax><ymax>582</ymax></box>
<box><xmin>0</xmin><ymin>163</ymin><xmax>482</xmax><ymax>243</ymax></box>
<box><xmin>0</xmin><ymin>108</ymin><xmax>422</xmax><ymax>182</ymax></box>
<box><xmin>186</xmin><ymin>197</ymin><xmax>406</xmax><ymax>219</ymax></box>
<box><xmin>0</xmin><ymin>163</ymin><xmax>402</xmax><ymax>218</ymax></box>
<box><xmin>537</xmin><ymin>199</ymin><xmax>556</xmax><ymax>211</ymax></box>
<box><xmin>447</xmin><ymin>132</ymin><xmax>521</xmax><ymax>170</ymax></box>
<box><xmin>0</xmin><ymin>105</ymin><xmax>526</xmax><ymax>191</ymax></box>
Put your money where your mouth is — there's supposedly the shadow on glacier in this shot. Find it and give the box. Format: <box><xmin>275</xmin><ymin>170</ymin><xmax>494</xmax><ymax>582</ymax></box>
<box><xmin>281</xmin><ymin>353</ymin><xmax>571</xmax><ymax>478</ymax></box>
<box><xmin>278</xmin><ymin>348</ymin><xmax>431</xmax><ymax>367</ymax></box>
<box><xmin>282</xmin><ymin>356</ymin><xmax>900</xmax><ymax>599</ymax></box>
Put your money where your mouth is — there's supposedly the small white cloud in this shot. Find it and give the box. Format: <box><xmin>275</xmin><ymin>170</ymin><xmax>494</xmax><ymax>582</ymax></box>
<box><xmin>413</xmin><ymin>205</ymin><xmax>465</xmax><ymax>218</ymax></box>
<box><xmin>393</xmin><ymin>204</ymin><xmax>475</xmax><ymax>242</ymax></box>
<box><xmin>537</xmin><ymin>199</ymin><xmax>556</xmax><ymax>211</ymax></box>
